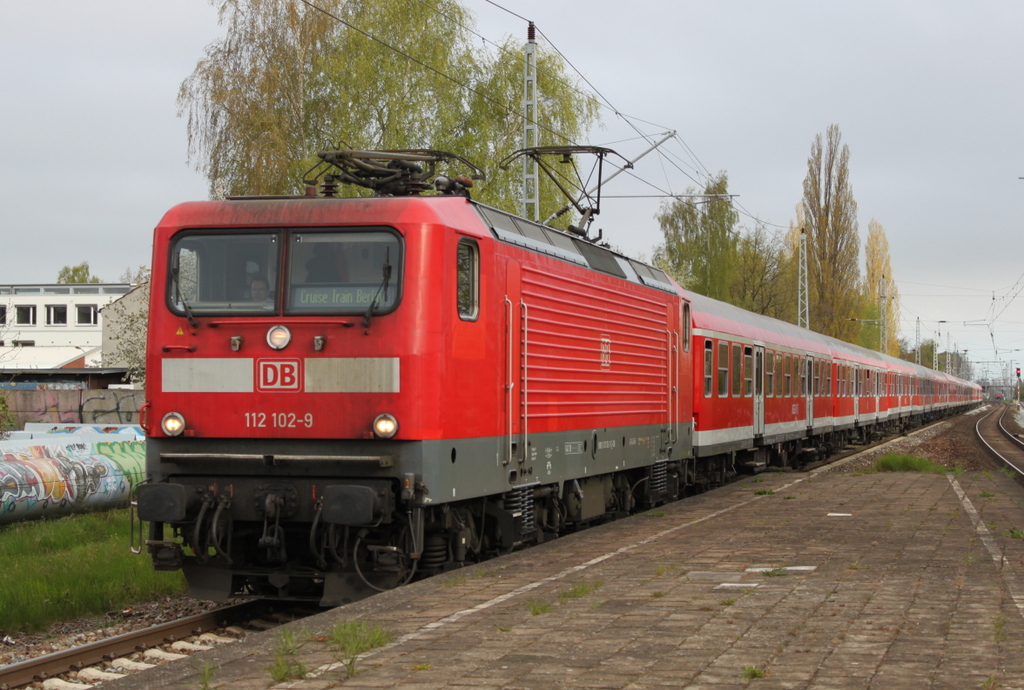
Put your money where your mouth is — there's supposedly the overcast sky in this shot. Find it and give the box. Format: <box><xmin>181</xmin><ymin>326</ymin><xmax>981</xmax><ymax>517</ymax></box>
<box><xmin>2</xmin><ymin>1</ymin><xmax>1023</xmax><ymax>379</ymax></box>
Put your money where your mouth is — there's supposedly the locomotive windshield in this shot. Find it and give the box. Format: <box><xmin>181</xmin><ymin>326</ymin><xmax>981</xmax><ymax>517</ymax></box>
<box><xmin>167</xmin><ymin>229</ymin><xmax>402</xmax><ymax>316</ymax></box>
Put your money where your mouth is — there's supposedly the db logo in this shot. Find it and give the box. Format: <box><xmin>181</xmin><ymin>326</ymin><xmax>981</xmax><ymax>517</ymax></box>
<box><xmin>257</xmin><ymin>359</ymin><xmax>302</xmax><ymax>392</ymax></box>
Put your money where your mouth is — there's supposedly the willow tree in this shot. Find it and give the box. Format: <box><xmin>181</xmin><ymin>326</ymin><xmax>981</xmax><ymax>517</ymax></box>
<box><xmin>801</xmin><ymin>124</ymin><xmax>860</xmax><ymax>341</ymax></box>
<box><xmin>864</xmin><ymin>219</ymin><xmax>900</xmax><ymax>355</ymax></box>
<box><xmin>179</xmin><ymin>0</ymin><xmax>598</xmax><ymax>213</ymax></box>
<box><xmin>652</xmin><ymin>172</ymin><xmax>738</xmax><ymax>301</ymax></box>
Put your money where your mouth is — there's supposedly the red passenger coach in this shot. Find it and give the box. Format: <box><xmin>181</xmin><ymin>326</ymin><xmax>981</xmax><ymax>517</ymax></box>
<box><xmin>136</xmin><ymin>151</ymin><xmax>694</xmax><ymax>605</ymax></box>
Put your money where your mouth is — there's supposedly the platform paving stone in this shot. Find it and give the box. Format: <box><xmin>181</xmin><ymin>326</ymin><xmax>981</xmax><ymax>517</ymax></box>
<box><xmin>103</xmin><ymin>465</ymin><xmax>1024</xmax><ymax>690</ymax></box>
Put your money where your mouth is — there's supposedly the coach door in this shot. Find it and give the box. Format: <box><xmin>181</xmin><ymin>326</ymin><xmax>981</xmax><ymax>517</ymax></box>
<box><xmin>753</xmin><ymin>345</ymin><xmax>765</xmax><ymax>437</ymax></box>
<box><xmin>805</xmin><ymin>357</ymin><xmax>814</xmax><ymax>428</ymax></box>
<box><xmin>853</xmin><ymin>366</ymin><xmax>860</xmax><ymax>418</ymax></box>
<box><xmin>505</xmin><ymin>259</ymin><xmax>525</xmax><ymax>466</ymax></box>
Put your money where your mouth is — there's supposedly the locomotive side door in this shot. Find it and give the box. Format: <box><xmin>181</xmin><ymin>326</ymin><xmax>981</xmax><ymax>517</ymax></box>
<box><xmin>753</xmin><ymin>345</ymin><xmax>765</xmax><ymax>437</ymax></box>
<box><xmin>505</xmin><ymin>259</ymin><xmax>524</xmax><ymax>466</ymax></box>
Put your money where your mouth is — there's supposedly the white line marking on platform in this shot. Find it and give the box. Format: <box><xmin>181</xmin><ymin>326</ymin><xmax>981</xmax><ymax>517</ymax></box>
<box><xmin>300</xmin><ymin>475</ymin><xmax>813</xmax><ymax>679</ymax></box>
<box><xmin>827</xmin><ymin>513</ymin><xmax>853</xmax><ymax>517</ymax></box>
<box><xmin>715</xmin><ymin>582</ymin><xmax>759</xmax><ymax>589</ymax></box>
<box><xmin>948</xmin><ymin>475</ymin><xmax>1024</xmax><ymax>622</ymax></box>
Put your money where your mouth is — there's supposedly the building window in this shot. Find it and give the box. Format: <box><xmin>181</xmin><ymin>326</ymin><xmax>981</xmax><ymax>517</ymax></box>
<box><xmin>46</xmin><ymin>305</ymin><xmax>68</xmax><ymax>326</ymax></box>
<box><xmin>77</xmin><ymin>304</ymin><xmax>98</xmax><ymax>326</ymax></box>
<box><xmin>12</xmin><ymin>340</ymin><xmax>35</xmax><ymax>347</ymax></box>
<box><xmin>456</xmin><ymin>239</ymin><xmax>479</xmax><ymax>321</ymax></box>
<box><xmin>0</xmin><ymin>305</ymin><xmax>6</xmax><ymax>325</ymax></box>
<box><xmin>15</xmin><ymin>305</ymin><xmax>35</xmax><ymax>325</ymax></box>
<box><xmin>703</xmin><ymin>340</ymin><xmax>713</xmax><ymax>397</ymax></box>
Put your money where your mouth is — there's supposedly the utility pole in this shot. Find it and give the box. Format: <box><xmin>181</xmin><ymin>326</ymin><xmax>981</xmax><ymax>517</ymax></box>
<box><xmin>914</xmin><ymin>317</ymin><xmax>921</xmax><ymax>365</ymax></box>
<box><xmin>798</xmin><ymin>228</ymin><xmax>809</xmax><ymax>330</ymax></box>
<box><xmin>521</xmin><ymin>22</ymin><xmax>539</xmax><ymax>221</ymax></box>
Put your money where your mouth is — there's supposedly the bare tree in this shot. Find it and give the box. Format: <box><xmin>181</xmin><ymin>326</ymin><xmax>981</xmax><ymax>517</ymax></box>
<box><xmin>801</xmin><ymin>124</ymin><xmax>861</xmax><ymax>341</ymax></box>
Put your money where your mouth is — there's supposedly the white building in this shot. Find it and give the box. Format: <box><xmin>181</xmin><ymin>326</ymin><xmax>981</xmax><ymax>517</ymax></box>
<box><xmin>0</xmin><ymin>284</ymin><xmax>132</xmax><ymax>369</ymax></box>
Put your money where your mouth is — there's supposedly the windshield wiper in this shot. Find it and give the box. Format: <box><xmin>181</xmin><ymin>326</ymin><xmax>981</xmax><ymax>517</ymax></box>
<box><xmin>363</xmin><ymin>247</ymin><xmax>392</xmax><ymax>330</ymax></box>
<box><xmin>172</xmin><ymin>265</ymin><xmax>199</xmax><ymax>330</ymax></box>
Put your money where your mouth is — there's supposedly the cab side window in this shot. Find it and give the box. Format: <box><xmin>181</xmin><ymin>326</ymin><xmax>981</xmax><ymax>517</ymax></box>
<box><xmin>457</xmin><ymin>239</ymin><xmax>479</xmax><ymax>321</ymax></box>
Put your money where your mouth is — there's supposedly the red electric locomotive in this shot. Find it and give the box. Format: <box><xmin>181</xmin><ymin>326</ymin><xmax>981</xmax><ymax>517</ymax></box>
<box><xmin>135</xmin><ymin>149</ymin><xmax>981</xmax><ymax>606</ymax></box>
<box><xmin>136</xmin><ymin>150</ymin><xmax>694</xmax><ymax>605</ymax></box>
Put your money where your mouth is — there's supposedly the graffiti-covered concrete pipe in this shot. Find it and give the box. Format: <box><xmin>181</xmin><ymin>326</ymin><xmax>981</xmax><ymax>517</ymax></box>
<box><xmin>0</xmin><ymin>439</ymin><xmax>145</xmax><ymax>523</ymax></box>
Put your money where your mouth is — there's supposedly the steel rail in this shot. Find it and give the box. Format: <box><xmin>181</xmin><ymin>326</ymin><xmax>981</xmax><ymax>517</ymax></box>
<box><xmin>974</xmin><ymin>405</ymin><xmax>1024</xmax><ymax>478</ymax></box>
<box><xmin>0</xmin><ymin>600</ymin><xmax>273</xmax><ymax>690</ymax></box>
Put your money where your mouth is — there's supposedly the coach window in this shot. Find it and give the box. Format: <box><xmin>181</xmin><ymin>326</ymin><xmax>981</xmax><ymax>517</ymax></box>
<box><xmin>456</xmin><ymin>239</ymin><xmax>479</xmax><ymax>321</ymax></box>
<box><xmin>766</xmin><ymin>350</ymin><xmax>774</xmax><ymax>397</ymax></box>
<box><xmin>784</xmin><ymin>353</ymin><xmax>792</xmax><ymax>396</ymax></box>
<box><xmin>743</xmin><ymin>347</ymin><xmax>753</xmax><ymax>396</ymax></box>
<box><xmin>775</xmin><ymin>352</ymin><xmax>783</xmax><ymax>397</ymax></box>
<box><xmin>732</xmin><ymin>344</ymin><xmax>742</xmax><ymax>397</ymax></box>
<box><xmin>704</xmin><ymin>340</ymin><xmax>714</xmax><ymax>397</ymax></box>
<box><xmin>718</xmin><ymin>341</ymin><xmax>729</xmax><ymax>397</ymax></box>
<box><xmin>683</xmin><ymin>303</ymin><xmax>691</xmax><ymax>352</ymax></box>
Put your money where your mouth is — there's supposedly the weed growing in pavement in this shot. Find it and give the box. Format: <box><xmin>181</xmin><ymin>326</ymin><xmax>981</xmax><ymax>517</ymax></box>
<box><xmin>761</xmin><ymin>567</ymin><xmax>788</xmax><ymax>578</ymax></box>
<box><xmin>443</xmin><ymin>575</ymin><xmax>467</xmax><ymax>588</ymax></box>
<box><xmin>526</xmin><ymin>600</ymin><xmax>551</xmax><ymax>615</ymax></box>
<box><xmin>873</xmin><ymin>453</ymin><xmax>947</xmax><ymax>473</ymax></box>
<box><xmin>651</xmin><ymin>591</ymin><xmax>665</xmax><ymax>598</ymax></box>
<box><xmin>994</xmin><ymin>612</ymin><xmax>1007</xmax><ymax>642</ymax></box>
<box><xmin>193</xmin><ymin>660</ymin><xmax>218</xmax><ymax>690</ymax></box>
<box><xmin>983</xmin><ymin>674</ymin><xmax>1002</xmax><ymax>689</ymax></box>
<box><xmin>328</xmin><ymin>620</ymin><xmax>392</xmax><ymax>678</ymax></box>
<box><xmin>274</xmin><ymin>628</ymin><xmax>306</xmax><ymax>656</ymax></box>
<box><xmin>498</xmin><ymin>626</ymin><xmax>511</xmax><ymax>632</ymax></box>
<box><xmin>1006</xmin><ymin>528</ymin><xmax>1024</xmax><ymax>539</ymax></box>
<box><xmin>751</xmin><ymin>478</ymin><xmax>764</xmax><ymax>483</ymax></box>
<box><xmin>999</xmin><ymin>466</ymin><xmax>1016</xmax><ymax>479</ymax></box>
<box><xmin>647</xmin><ymin>510</ymin><xmax>667</xmax><ymax>518</ymax></box>
<box><xmin>268</xmin><ymin>656</ymin><xmax>307</xmax><ymax>683</ymax></box>
<box><xmin>742</xmin><ymin>665</ymin><xmax>767</xmax><ymax>678</ymax></box>
<box><xmin>411</xmin><ymin>663</ymin><xmax>432</xmax><ymax>671</ymax></box>
<box><xmin>784</xmin><ymin>495</ymin><xmax>797</xmax><ymax>500</ymax></box>
<box><xmin>980</xmin><ymin>492</ymin><xmax>996</xmax><ymax>498</ymax></box>
<box><xmin>720</xmin><ymin>599</ymin><xmax>736</xmax><ymax>606</ymax></box>
<box><xmin>559</xmin><ymin>580</ymin><xmax>602</xmax><ymax>601</ymax></box>
<box><xmin>655</xmin><ymin>565</ymin><xmax>677</xmax><ymax>576</ymax></box>
<box><xmin>754</xmin><ymin>489</ymin><xmax>774</xmax><ymax>496</ymax></box>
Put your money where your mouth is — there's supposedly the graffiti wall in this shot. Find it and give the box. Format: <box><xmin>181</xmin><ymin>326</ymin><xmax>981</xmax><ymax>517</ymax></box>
<box><xmin>0</xmin><ymin>438</ymin><xmax>145</xmax><ymax>524</ymax></box>
<box><xmin>3</xmin><ymin>389</ymin><xmax>145</xmax><ymax>428</ymax></box>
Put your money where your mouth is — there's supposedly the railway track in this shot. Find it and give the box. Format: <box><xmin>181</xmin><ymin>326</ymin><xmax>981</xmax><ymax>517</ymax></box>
<box><xmin>0</xmin><ymin>600</ymin><xmax>314</xmax><ymax>690</ymax></box>
<box><xmin>974</xmin><ymin>403</ymin><xmax>1024</xmax><ymax>479</ymax></box>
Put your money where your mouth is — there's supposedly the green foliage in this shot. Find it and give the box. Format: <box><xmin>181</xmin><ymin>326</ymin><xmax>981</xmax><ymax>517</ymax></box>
<box><xmin>742</xmin><ymin>665</ymin><xmax>767</xmax><ymax>679</ymax></box>
<box><xmin>558</xmin><ymin>579</ymin><xmax>602</xmax><ymax>601</ymax></box>
<box><xmin>102</xmin><ymin>278</ymin><xmax>149</xmax><ymax>385</ymax></box>
<box><xmin>56</xmin><ymin>261</ymin><xmax>101</xmax><ymax>284</ymax></box>
<box><xmin>653</xmin><ymin>172</ymin><xmax>738</xmax><ymax>301</ymax></box>
<box><xmin>0</xmin><ymin>510</ymin><xmax>186</xmax><ymax>631</ymax></box>
<box><xmin>179</xmin><ymin>0</ymin><xmax>599</xmax><ymax>226</ymax></box>
<box><xmin>0</xmin><ymin>393</ymin><xmax>16</xmax><ymax>439</ymax></box>
<box><xmin>526</xmin><ymin>599</ymin><xmax>551</xmax><ymax>615</ymax></box>
<box><xmin>873</xmin><ymin>453</ymin><xmax>947</xmax><ymax>474</ymax></box>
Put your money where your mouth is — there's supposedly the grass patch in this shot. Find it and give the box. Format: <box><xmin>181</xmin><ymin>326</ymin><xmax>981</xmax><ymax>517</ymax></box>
<box><xmin>655</xmin><ymin>565</ymin><xmax>677</xmax><ymax>576</ymax></box>
<box><xmin>526</xmin><ymin>600</ymin><xmax>551</xmax><ymax>615</ymax></box>
<box><xmin>559</xmin><ymin>580</ymin><xmax>602</xmax><ymax>601</ymax></box>
<box><xmin>646</xmin><ymin>510</ymin><xmax>667</xmax><ymax>518</ymax></box>
<box><xmin>754</xmin><ymin>489</ymin><xmax>774</xmax><ymax>496</ymax></box>
<box><xmin>1006</xmin><ymin>528</ymin><xmax>1024</xmax><ymax>539</ymax></box>
<box><xmin>720</xmin><ymin>598</ymin><xmax>735</xmax><ymax>606</ymax></box>
<box><xmin>980</xmin><ymin>492</ymin><xmax>996</xmax><ymax>498</ymax></box>
<box><xmin>760</xmin><ymin>567</ymin><xmax>788</xmax><ymax>578</ymax></box>
<box><xmin>0</xmin><ymin>510</ymin><xmax>186</xmax><ymax>632</ymax></box>
<box><xmin>651</xmin><ymin>591</ymin><xmax>665</xmax><ymax>598</ymax></box>
<box><xmin>328</xmin><ymin>620</ymin><xmax>391</xmax><ymax>678</ymax></box>
<box><xmin>742</xmin><ymin>665</ymin><xmax>767</xmax><ymax>678</ymax></box>
<box><xmin>873</xmin><ymin>453</ymin><xmax>947</xmax><ymax>473</ymax></box>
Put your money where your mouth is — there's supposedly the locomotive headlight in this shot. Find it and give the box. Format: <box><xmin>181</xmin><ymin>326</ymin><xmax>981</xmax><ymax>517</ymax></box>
<box><xmin>373</xmin><ymin>413</ymin><xmax>399</xmax><ymax>439</ymax></box>
<box><xmin>266</xmin><ymin>325</ymin><xmax>291</xmax><ymax>350</ymax></box>
<box><xmin>161</xmin><ymin>412</ymin><xmax>186</xmax><ymax>437</ymax></box>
